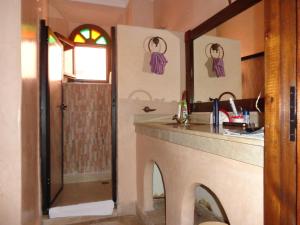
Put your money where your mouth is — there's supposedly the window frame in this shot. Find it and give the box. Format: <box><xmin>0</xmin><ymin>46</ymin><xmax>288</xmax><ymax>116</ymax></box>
<box><xmin>69</xmin><ymin>24</ymin><xmax>112</xmax><ymax>83</ymax></box>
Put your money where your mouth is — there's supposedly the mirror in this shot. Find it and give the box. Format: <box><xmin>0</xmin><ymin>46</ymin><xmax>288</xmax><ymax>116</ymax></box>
<box><xmin>186</xmin><ymin>0</ymin><xmax>264</xmax><ymax>111</ymax></box>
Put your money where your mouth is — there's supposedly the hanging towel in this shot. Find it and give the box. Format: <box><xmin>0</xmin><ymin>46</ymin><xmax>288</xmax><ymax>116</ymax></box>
<box><xmin>150</xmin><ymin>52</ymin><xmax>168</xmax><ymax>75</ymax></box>
<box><xmin>212</xmin><ymin>58</ymin><xmax>225</xmax><ymax>77</ymax></box>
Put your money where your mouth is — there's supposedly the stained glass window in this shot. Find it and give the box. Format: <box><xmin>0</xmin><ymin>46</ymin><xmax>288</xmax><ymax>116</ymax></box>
<box><xmin>80</xmin><ymin>28</ymin><xmax>90</xmax><ymax>39</ymax></box>
<box><xmin>69</xmin><ymin>24</ymin><xmax>111</xmax><ymax>82</ymax></box>
<box><xmin>91</xmin><ymin>30</ymin><xmax>100</xmax><ymax>40</ymax></box>
<box><xmin>48</xmin><ymin>35</ymin><xmax>56</xmax><ymax>44</ymax></box>
<box><xmin>74</xmin><ymin>34</ymin><xmax>85</xmax><ymax>43</ymax></box>
<box><xmin>96</xmin><ymin>36</ymin><xmax>107</xmax><ymax>45</ymax></box>
<box><xmin>70</xmin><ymin>25</ymin><xmax>109</xmax><ymax>46</ymax></box>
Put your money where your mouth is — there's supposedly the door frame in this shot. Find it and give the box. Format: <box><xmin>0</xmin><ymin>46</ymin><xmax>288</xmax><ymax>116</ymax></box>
<box><xmin>264</xmin><ymin>0</ymin><xmax>298</xmax><ymax>224</ymax></box>
<box><xmin>39</xmin><ymin>20</ymin><xmax>64</xmax><ymax>214</ymax></box>
<box><xmin>111</xmin><ymin>27</ymin><xmax>117</xmax><ymax>204</ymax></box>
<box><xmin>297</xmin><ymin>0</ymin><xmax>300</xmax><ymax>222</ymax></box>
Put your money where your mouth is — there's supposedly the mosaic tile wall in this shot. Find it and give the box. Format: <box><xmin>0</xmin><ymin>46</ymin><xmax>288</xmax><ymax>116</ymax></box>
<box><xmin>63</xmin><ymin>83</ymin><xmax>112</xmax><ymax>179</ymax></box>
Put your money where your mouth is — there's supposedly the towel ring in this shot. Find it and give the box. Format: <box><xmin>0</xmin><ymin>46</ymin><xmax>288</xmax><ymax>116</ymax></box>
<box><xmin>205</xmin><ymin>43</ymin><xmax>224</xmax><ymax>59</ymax></box>
<box><xmin>148</xmin><ymin>36</ymin><xmax>167</xmax><ymax>54</ymax></box>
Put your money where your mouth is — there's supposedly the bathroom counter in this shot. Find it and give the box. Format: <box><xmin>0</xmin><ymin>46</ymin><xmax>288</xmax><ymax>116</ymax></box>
<box><xmin>135</xmin><ymin>122</ymin><xmax>264</xmax><ymax>167</ymax></box>
<box><xmin>136</xmin><ymin>122</ymin><xmax>264</xmax><ymax>225</ymax></box>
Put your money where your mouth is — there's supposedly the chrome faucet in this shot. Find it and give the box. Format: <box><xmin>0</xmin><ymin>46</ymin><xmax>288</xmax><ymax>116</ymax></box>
<box><xmin>210</xmin><ymin>91</ymin><xmax>236</xmax><ymax>126</ymax></box>
<box><xmin>218</xmin><ymin>91</ymin><xmax>236</xmax><ymax>101</ymax></box>
<box><xmin>172</xmin><ymin>114</ymin><xmax>189</xmax><ymax>125</ymax></box>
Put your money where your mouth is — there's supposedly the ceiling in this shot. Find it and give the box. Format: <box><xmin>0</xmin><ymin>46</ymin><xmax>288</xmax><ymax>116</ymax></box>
<box><xmin>69</xmin><ymin>0</ymin><xmax>129</xmax><ymax>8</ymax></box>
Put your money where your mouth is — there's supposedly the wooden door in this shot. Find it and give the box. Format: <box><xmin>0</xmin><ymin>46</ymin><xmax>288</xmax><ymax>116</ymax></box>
<box><xmin>40</xmin><ymin>20</ymin><xmax>64</xmax><ymax>213</ymax></box>
<box><xmin>264</xmin><ymin>0</ymin><xmax>297</xmax><ymax>224</ymax></box>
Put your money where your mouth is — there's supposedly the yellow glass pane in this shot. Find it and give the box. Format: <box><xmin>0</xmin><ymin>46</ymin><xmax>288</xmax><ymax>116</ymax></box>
<box><xmin>91</xmin><ymin>30</ymin><xmax>101</xmax><ymax>40</ymax></box>
<box><xmin>74</xmin><ymin>34</ymin><xmax>85</xmax><ymax>43</ymax></box>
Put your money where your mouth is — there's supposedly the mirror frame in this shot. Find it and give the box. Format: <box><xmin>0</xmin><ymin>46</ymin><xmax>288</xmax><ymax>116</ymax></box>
<box><xmin>185</xmin><ymin>0</ymin><xmax>263</xmax><ymax>112</ymax></box>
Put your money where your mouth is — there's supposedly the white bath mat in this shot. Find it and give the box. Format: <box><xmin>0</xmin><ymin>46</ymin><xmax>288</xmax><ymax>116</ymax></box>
<box><xmin>49</xmin><ymin>200</ymin><xmax>114</xmax><ymax>218</ymax></box>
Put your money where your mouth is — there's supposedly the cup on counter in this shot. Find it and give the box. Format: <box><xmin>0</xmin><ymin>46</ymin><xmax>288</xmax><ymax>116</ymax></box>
<box><xmin>230</xmin><ymin>115</ymin><xmax>244</xmax><ymax>123</ymax></box>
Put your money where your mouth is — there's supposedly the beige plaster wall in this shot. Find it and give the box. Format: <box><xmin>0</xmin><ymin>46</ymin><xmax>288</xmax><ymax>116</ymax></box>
<box><xmin>0</xmin><ymin>0</ymin><xmax>44</xmax><ymax>224</ymax></box>
<box><xmin>136</xmin><ymin>134</ymin><xmax>263</xmax><ymax>225</ymax></box>
<box><xmin>116</xmin><ymin>25</ymin><xmax>184</xmax><ymax>214</ymax></box>
<box><xmin>193</xmin><ymin>35</ymin><xmax>242</xmax><ymax>102</ymax></box>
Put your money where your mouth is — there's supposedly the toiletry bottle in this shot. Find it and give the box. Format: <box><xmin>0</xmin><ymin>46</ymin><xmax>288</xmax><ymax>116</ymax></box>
<box><xmin>212</xmin><ymin>98</ymin><xmax>219</xmax><ymax>126</ymax></box>
<box><xmin>177</xmin><ymin>101</ymin><xmax>182</xmax><ymax>119</ymax></box>
<box><xmin>182</xmin><ymin>100</ymin><xmax>188</xmax><ymax>121</ymax></box>
<box><xmin>243</xmin><ymin>110</ymin><xmax>250</xmax><ymax>124</ymax></box>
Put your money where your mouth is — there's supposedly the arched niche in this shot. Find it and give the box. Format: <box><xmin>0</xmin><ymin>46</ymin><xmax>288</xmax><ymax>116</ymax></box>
<box><xmin>194</xmin><ymin>184</ymin><xmax>229</xmax><ymax>224</ymax></box>
<box><xmin>143</xmin><ymin>161</ymin><xmax>166</xmax><ymax>225</ymax></box>
<box><xmin>181</xmin><ymin>183</ymin><xmax>229</xmax><ymax>225</ymax></box>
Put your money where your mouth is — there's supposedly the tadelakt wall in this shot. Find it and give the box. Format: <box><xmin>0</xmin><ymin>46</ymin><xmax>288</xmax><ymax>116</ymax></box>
<box><xmin>116</xmin><ymin>24</ymin><xmax>185</xmax><ymax>214</ymax></box>
<box><xmin>0</xmin><ymin>0</ymin><xmax>46</xmax><ymax>224</ymax></box>
<box><xmin>0</xmin><ymin>1</ymin><xmax>22</xmax><ymax>223</ymax></box>
<box><xmin>22</xmin><ymin>0</ymin><xmax>47</xmax><ymax>224</ymax></box>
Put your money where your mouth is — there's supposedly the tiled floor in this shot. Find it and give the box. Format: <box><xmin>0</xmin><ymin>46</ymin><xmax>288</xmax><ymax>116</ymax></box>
<box><xmin>144</xmin><ymin>198</ymin><xmax>166</xmax><ymax>225</ymax></box>
<box><xmin>46</xmin><ymin>189</ymin><xmax>224</xmax><ymax>225</ymax></box>
<box><xmin>69</xmin><ymin>215</ymin><xmax>143</xmax><ymax>225</ymax></box>
<box><xmin>52</xmin><ymin>180</ymin><xmax>112</xmax><ymax>207</ymax></box>
<box><xmin>144</xmin><ymin>197</ymin><xmax>224</xmax><ymax>225</ymax></box>
<box><xmin>43</xmin><ymin>214</ymin><xmax>140</xmax><ymax>225</ymax></box>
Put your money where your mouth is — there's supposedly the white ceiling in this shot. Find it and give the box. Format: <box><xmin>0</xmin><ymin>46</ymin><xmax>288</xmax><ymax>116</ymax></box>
<box><xmin>69</xmin><ymin>0</ymin><xmax>129</xmax><ymax>8</ymax></box>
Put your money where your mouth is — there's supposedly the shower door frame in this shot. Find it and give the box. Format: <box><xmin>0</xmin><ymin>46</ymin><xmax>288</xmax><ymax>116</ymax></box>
<box><xmin>55</xmin><ymin>27</ymin><xmax>118</xmax><ymax>205</ymax></box>
<box><xmin>40</xmin><ymin>20</ymin><xmax>64</xmax><ymax>213</ymax></box>
<box><xmin>40</xmin><ymin>22</ymin><xmax>118</xmax><ymax>214</ymax></box>
<box><xmin>111</xmin><ymin>27</ymin><xmax>117</xmax><ymax>204</ymax></box>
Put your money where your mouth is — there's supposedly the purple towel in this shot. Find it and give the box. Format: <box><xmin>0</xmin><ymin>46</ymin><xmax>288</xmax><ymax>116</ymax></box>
<box><xmin>212</xmin><ymin>58</ymin><xmax>225</xmax><ymax>77</ymax></box>
<box><xmin>150</xmin><ymin>52</ymin><xmax>168</xmax><ymax>75</ymax></box>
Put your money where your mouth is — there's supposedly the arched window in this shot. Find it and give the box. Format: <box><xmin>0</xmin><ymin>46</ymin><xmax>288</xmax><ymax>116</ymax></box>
<box><xmin>69</xmin><ymin>24</ymin><xmax>111</xmax><ymax>82</ymax></box>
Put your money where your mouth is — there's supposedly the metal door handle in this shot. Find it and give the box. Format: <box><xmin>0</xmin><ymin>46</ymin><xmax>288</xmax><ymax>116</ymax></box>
<box><xmin>142</xmin><ymin>106</ymin><xmax>156</xmax><ymax>113</ymax></box>
<box><xmin>60</xmin><ymin>104</ymin><xmax>67</xmax><ymax>110</ymax></box>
